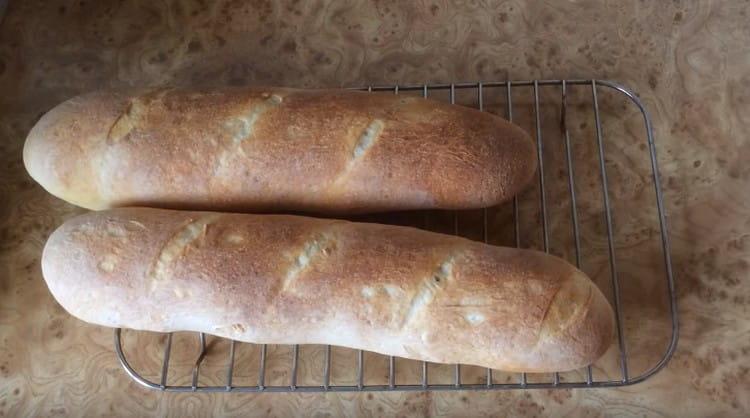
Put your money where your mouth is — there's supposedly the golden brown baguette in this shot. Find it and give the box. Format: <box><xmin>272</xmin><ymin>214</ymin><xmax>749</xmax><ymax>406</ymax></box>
<box><xmin>42</xmin><ymin>207</ymin><xmax>613</xmax><ymax>373</ymax></box>
<box><xmin>23</xmin><ymin>87</ymin><xmax>536</xmax><ymax>213</ymax></box>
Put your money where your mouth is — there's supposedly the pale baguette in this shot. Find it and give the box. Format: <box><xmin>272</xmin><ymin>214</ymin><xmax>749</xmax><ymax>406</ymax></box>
<box><xmin>42</xmin><ymin>207</ymin><xmax>613</xmax><ymax>373</ymax></box>
<box><xmin>23</xmin><ymin>87</ymin><xmax>536</xmax><ymax>213</ymax></box>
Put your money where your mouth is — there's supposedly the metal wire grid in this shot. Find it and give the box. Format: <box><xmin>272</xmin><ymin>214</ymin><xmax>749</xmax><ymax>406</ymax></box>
<box><xmin>113</xmin><ymin>79</ymin><xmax>678</xmax><ymax>392</ymax></box>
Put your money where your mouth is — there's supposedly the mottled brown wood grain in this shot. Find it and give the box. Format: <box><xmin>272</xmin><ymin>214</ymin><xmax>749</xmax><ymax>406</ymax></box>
<box><xmin>0</xmin><ymin>0</ymin><xmax>748</xmax><ymax>417</ymax></box>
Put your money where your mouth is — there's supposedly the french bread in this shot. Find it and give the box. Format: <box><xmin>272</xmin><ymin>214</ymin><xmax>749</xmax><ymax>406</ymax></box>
<box><xmin>23</xmin><ymin>87</ymin><xmax>536</xmax><ymax>213</ymax></box>
<box><xmin>42</xmin><ymin>207</ymin><xmax>614</xmax><ymax>373</ymax></box>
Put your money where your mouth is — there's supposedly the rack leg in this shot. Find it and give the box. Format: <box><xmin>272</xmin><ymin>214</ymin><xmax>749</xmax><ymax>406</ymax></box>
<box><xmin>191</xmin><ymin>333</ymin><xmax>207</xmax><ymax>391</ymax></box>
<box><xmin>323</xmin><ymin>345</ymin><xmax>331</xmax><ymax>390</ymax></box>
<box><xmin>160</xmin><ymin>333</ymin><xmax>173</xmax><ymax>389</ymax></box>
<box><xmin>357</xmin><ymin>350</ymin><xmax>364</xmax><ymax>390</ymax></box>
<box><xmin>591</xmin><ymin>80</ymin><xmax>629</xmax><ymax>382</ymax></box>
<box><xmin>258</xmin><ymin>344</ymin><xmax>267</xmax><ymax>390</ymax></box>
<box><xmin>226</xmin><ymin>340</ymin><xmax>236</xmax><ymax>391</ymax></box>
<box><xmin>290</xmin><ymin>344</ymin><xmax>299</xmax><ymax>390</ymax></box>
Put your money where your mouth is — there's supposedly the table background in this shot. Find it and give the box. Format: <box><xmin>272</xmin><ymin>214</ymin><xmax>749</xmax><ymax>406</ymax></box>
<box><xmin>1</xmin><ymin>1</ymin><xmax>748</xmax><ymax>416</ymax></box>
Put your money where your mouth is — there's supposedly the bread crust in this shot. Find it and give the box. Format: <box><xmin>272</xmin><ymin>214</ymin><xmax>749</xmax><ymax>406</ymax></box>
<box><xmin>42</xmin><ymin>208</ymin><xmax>613</xmax><ymax>373</ymax></box>
<box><xmin>24</xmin><ymin>87</ymin><xmax>537</xmax><ymax>213</ymax></box>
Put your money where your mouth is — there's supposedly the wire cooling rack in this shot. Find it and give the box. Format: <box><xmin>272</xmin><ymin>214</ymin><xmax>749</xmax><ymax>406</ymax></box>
<box><xmin>113</xmin><ymin>79</ymin><xmax>678</xmax><ymax>392</ymax></box>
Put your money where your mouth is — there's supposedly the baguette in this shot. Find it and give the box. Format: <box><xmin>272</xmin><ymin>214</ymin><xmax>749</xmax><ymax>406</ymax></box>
<box><xmin>42</xmin><ymin>207</ymin><xmax>614</xmax><ymax>373</ymax></box>
<box><xmin>23</xmin><ymin>87</ymin><xmax>536</xmax><ymax>213</ymax></box>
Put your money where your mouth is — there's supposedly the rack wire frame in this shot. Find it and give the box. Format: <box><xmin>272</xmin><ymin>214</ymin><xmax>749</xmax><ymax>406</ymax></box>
<box><xmin>113</xmin><ymin>79</ymin><xmax>678</xmax><ymax>392</ymax></box>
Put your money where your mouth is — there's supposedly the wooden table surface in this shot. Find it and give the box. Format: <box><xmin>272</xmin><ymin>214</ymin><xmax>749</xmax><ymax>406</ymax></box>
<box><xmin>1</xmin><ymin>1</ymin><xmax>748</xmax><ymax>416</ymax></box>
